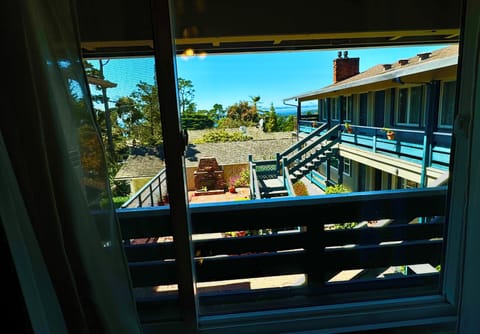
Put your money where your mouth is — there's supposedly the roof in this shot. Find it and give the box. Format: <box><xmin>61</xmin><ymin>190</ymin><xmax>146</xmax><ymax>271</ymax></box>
<box><xmin>114</xmin><ymin>154</ymin><xmax>165</xmax><ymax>180</ymax></box>
<box><xmin>285</xmin><ymin>44</ymin><xmax>459</xmax><ymax>102</ymax></box>
<box><xmin>114</xmin><ymin>128</ymin><xmax>294</xmax><ymax>180</ymax></box>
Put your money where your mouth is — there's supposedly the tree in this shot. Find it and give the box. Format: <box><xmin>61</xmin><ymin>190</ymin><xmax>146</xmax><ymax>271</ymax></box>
<box><xmin>250</xmin><ymin>95</ymin><xmax>261</xmax><ymax>110</ymax></box>
<box><xmin>265</xmin><ymin>103</ymin><xmax>278</xmax><ymax>132</ymax></box>
<box><xmin>178</xmin><ymin>78</ymin><xmax>195</xmax><ymax>113</ymax></box>
<box><xmin>208</xmin><ymin>103</ymin><xmax>225</xmax><ymax>123</ymax></box>
<box><xmin>226</xmin><ymin>100</ymin><xmax>259</xmax><ymax>125</ymax></box>
<box><xmin>115</xmin><ymin>96</ymin><xmax>143</xmax><ymax>138</ymax></box>
<box><xmin>130</xmin><ymin>81</ymin><xmax>162</xmax><ymax>145</ymax></box>
<box><xmin>83</xmin><ymin>59</ymin><xmax>116</xmax><ymax>160</ymax></box>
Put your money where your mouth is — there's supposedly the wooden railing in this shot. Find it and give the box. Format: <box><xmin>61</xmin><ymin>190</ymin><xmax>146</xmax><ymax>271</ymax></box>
<box><xmin>286</xmin><ymin>125</ymin><xmax>340</xmax><ymax>175</ymax></box>
<box><xmin>118</xmin><ymin>186</ymin><xmax>447</xmax><ymax>317</ymax></box>
<box><xmin>340</xmin><ymin>125</ymin><xmax>451</xmax><ymax>170</ymax></box>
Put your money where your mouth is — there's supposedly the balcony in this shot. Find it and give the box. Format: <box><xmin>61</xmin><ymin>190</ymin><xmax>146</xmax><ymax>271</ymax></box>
<box><xmin>117</xmin><ymin>186</ymin><xmax>447</xmax><ymax>323</ymax></box>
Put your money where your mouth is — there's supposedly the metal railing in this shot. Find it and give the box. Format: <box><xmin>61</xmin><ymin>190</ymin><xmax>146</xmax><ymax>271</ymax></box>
<box><xmin>120</xmin><ymin>168</ymin><xmax>167</xmax><ymax>209</ymax></box>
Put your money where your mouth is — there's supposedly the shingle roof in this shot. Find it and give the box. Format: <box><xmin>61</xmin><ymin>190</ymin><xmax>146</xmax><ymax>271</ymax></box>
<box><xmin>332</xmin><ymin>44</ymin><xmax>458</xmax><ymax>86</ymax></box>
<box><xmin>114</xmin><ymin>128</ymin><xmax>294</xmax><ymax>180</ymax></box>
<box><xmin>114</xmin><ymin>154</ymin><xmax>165</xmax><ymax>180</ymax></box>
<box><xmin>285</xmin><ymin>44</ymin><xmax>459</xmax><ymax>101</ymax></box>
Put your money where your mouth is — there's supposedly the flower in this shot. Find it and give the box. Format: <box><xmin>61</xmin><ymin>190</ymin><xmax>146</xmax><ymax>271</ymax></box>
<box><xmin>229</xmin><ymin>175</ymin><xmax>240</xmax><ymax>186</ymax></box>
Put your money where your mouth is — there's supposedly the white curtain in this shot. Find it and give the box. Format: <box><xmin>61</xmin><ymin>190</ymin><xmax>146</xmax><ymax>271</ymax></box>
<box><xmin>0</xmin><ymin>0</ymin><xmax>142</xmax><ymax>332</ymax></box>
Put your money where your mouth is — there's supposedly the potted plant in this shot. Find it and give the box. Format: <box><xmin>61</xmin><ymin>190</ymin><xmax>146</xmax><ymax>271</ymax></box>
<box><xmin>344</xmin><ymin>122</ymin><xmax>353</xmax><ymax>133</ymax></box>
<box><xmin>228</xmin><ymin>176</ymin><xmax>239</xmax><ymax>193</ymax></box>
<box><xmin>383</xmin><ymin>127</ymin><xmax>395</xmax><ymax>140</ymax></box>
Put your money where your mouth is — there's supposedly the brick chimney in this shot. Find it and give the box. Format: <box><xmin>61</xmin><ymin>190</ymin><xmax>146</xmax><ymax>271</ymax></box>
<box><xmin>333</xmin><ymin>50</ymin><xmax>359</xmax><ymax>83</ymax></box>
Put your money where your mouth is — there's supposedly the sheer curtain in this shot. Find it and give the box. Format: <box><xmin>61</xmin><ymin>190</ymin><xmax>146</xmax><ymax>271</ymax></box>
<box><xmin>1</xmin><ymin>0</ymin><xmax>142</xmax><ymax>332</ymax></box>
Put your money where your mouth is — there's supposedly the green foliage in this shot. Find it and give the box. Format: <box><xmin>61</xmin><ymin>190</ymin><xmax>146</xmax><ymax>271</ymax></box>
<box><xmin>325</xmin><ymin>184</ymin><xmax>349</xmax><ymax>194</ymax></box>
<box><xmin>263</xmin><ymin>104</ymin><xmax>296</xmax><ymax>132</ymax></box>
<box><xmin>100</xmin><ymin>196</ymin><xmax>129</xmax><ymax>209</ymax></box>
<box><xmin>293</xmin><ymin>181</ymin><xmax>309</xmax><ymax>196</ymax></box>
<box><xmin>181</xmin><ymin>112</ymin><xmax>214</xmax><ymax>129</ymax></box>
<box><xmin>178</xmin><ymin>78</ymin><xmax>196</xmax><ymax>113</ymax></box>
<box><xmin>237</xmin><ymin>168</ymin><xmax>250</xmax><ymax>186</ymax></box>
<box><xmin>217</xmin><ymin>117</ymin><xmax>252</xmax><ymax>128</ymax></box>
<box><xmin>334</xmin><ymin>222</ymin><xmax>358</xmax><ymax>230</ymax></box>
<box><xmin>226</xmin><ymin>100</ymin><xmax>259</xmax><ymax>123</ymax></box>
<box><xmin>230</xmin><ymin>169</ymin><xmax>250</xmax><ymax>187</ymax></box>
<box><xmin>112</xmin><ymin>180</ymin><xmax>130</xmax><ymax>197</ymax></box>
<box><xmin>265</xmin><ymin>107</ymin><xmax>278</xmax><ymax>132</ymax></box>
<box><xmin>112</xmin><ymin>196</ymin><xmax>130</xmax><ymax>208</ymax></box>
<box><xmin>129</xmin><ymin>80</ymin><xmax>162</xmax><ymax>145</ymax></box>
<box><xmin>193</xmin><ymin>129</ymin><xmax>253</xmax><ymax>143</ymax></box>
<box><xmin>325</xmin><ymin>183</ymin><xmax>358</xmax><ymax>229</ymax></box>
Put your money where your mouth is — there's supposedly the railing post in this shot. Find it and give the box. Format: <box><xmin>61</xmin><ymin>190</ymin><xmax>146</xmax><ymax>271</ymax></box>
<box><xmin>149</xmin><ymin>184</ymin><xmax>154</xmax><ymax>207</ymax></box>
<box><xmin>282</xmin><ymin>157</ymin><xmax>288</xmax><ymax>187</ymax></box>
<box><xmin>276</xmin><ymin>152</ymin><xmax>281</xmax><ymax>176</ymax></box>
<box><xmin>249</xmin><ymin>161</ymin><xmax>255</xmax><ymax>199</ymax></box>
<box><xmin>306</xmin><ymin>220</ymin><xmax>326</xmax><ymax>289</ymax></box>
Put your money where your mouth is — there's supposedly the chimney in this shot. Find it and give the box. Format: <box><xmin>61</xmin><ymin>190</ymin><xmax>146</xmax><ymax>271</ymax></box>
<box><xmin>333</xmin><ymin>50</ymin><xmax>359</xmax><ymax>83</ymax></box>
<box><xmin>417</xmin><ymin>52</ymin><xmax>432</xmax><ymax>61</ymax></box>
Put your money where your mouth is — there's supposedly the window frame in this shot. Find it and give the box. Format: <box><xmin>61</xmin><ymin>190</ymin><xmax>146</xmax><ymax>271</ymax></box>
<box><xmin>438</xmin><ymin>80</ymin><xmax>457</xmax><ymax>129</ymax></box>
<box><xmin>330</xmin><ymin>97</ymin><xmax>339</xmax><ymax>120</ymax></box>
<box><xmin>344</xmin><ymin>95</ymin><xmax>353</xmax><ymax>122</ymax></box>
<box><xmin>145</xmin><ymin>1</ymin><xmax>480</xmax><ymax>333</ymax></box>
<box><xmin>395</xmin><ymin>85</ymin><xmax>425</xmax><ymax>127</ymax></box>
<box><xmin>343</xmin><ymin>158</ymin><xmax>351</xmax><ymax>177</ymax></box>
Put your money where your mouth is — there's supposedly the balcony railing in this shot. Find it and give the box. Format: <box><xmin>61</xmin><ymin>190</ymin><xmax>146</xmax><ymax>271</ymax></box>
<box><xmin>341</xmin><ymin>125</ymin><xmax>451</xmax><ymax>170</ymax></box>
<box><xmin>117</xmin><ymin>186</ymin><xmax>447</xmax><ymax>320</ymax></box>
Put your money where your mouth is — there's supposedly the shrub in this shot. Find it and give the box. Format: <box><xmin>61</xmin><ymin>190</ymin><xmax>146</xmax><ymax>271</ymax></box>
<box><xmin>325</xmin><ymin>184</ymin><xmax>349</xmax><ymax>194</ymax></box>
<box><xmin>193</xmin><ymin>129</ymin><xmax>253</xmax><ymax>143</ymax></box>
<box><xmin>325</xmin><ymin>183</ymin><xmax>358</xmax><ymax>229</ymax></box>
<box><xmin>293</xmin><ymin>181</ymin><xmax>309</xmax><ymax>196</ymax></box>
<box><xmin>112</xmin><ymin>196</ymin><xmax>130</xmax><ymax>208</ymax></box>
<box><xmin>235</xmin><ymin>168</ymin><xmax>250</xmax><ymax>186</ymax></box>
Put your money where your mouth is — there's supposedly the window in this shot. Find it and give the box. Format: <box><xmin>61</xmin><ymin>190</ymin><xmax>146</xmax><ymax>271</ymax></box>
<box><xmin>344</xmin><ymin>95</ymin><xmax>353</xmax><ymax>121</ymax></box>
<box><xmin>331</xmin><ymin>97</ymin><xmax>339</xmax><ymax>120</ymax></box>
<box><xmin>80</xmin><ymin>1</ymin><xmax>475</xmax><ymax>333</ymax></box>
<box><xmin>319</xmin><ymin>98</ymin><xmax>328</xmax><ymax>120</ymax></box>
<box><xmin>396</xmin><ymin>86</ymin><xmax>424</xmax><ymax>126</ymax></box>
<box><xmin>439</xmin><ymin>80</ymin><xmax>456</xmax><ymax>128</ymax></box>
<box><xmin>343</xmin><ymin>158</ymin><xmax>351</xmax><ymax>176</ymax></box>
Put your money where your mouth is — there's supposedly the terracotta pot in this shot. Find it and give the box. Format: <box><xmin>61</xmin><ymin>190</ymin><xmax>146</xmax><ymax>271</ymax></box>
<box><xmin>229</xmin><ymin>186</ymin><xmax>236</xmax><ymax>193</ymax></box>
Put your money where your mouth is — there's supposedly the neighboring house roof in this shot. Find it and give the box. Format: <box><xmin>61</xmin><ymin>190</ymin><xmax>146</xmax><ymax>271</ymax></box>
<box><xmin>114</xmin><ymin>128</ymin><xmax>294</xmax><ymax>180</ymax></box>
<box><xmin>114</xmin><ymin>154</ymin><xmax>165</xmax><ymax>180</ymax></box>
<box><xmin>284</xmin><ymin>44</ymin><xmax>459</xmax><ymax>102</ymax></box>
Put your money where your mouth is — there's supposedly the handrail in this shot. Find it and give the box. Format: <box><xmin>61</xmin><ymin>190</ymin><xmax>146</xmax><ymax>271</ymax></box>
<box><xmin>280</xmin><ymin>123</ymin><xmax>328</xmax><ymax>157</ymax></box>
<box><xmin>283</xmin><ymin>165</ymin><xmax>295</xmax><ymax>196</ymax></box>
<box><xmin>285</xmin><ymin>124</ymin><xmax>340</xmax><ymax>166</ymax></box>
<box><xmin>249</xmin><ymin>161</ymin><xmax>262</xmax><ymax>199</ymax></box>
<box><xmin>120</xmin><ymin>168</ymin><xmax>167</xmax><ymax>209</ymax></box>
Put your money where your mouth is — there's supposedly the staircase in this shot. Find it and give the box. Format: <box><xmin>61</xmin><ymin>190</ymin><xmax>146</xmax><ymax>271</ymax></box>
<box><xmin>254</xmin><ymin>124</ymin><xmax>341</xmax><ymax>198</ymax></box>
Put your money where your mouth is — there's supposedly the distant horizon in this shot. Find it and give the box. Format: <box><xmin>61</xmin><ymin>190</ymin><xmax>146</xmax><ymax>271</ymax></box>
<box><xmin>90</xmin><ymin>43</ymin><xmax>455</xmax><ymax>112</ymax></box>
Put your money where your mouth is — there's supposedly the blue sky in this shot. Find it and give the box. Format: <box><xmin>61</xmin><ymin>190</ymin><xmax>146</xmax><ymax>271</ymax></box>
<box><xmin>92</xmin><ymin>44</ymin><xmax>454</xmax><ymax>112</ymax></box>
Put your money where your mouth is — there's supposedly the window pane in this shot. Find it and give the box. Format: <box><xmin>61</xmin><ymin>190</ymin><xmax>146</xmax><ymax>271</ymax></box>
<box><xmin>84</xmin><ymin>56</ymin><xmax>182</xmax><ymax>322</ymax></box>
<box><xmin>169</xmin><ymin>45</ymin><xmax>456</xmax><ymax>317</ymax></box>
<box><xmin>397</xmin><ymin>88</ymin><xmax>408</xmax><ymax>123</ymax></box>
<box><xmin>409</xmin><ymin>86</ymin><xmax>423</xmax><ymax>125</ymax></box>
<box><xmin>440</xmin><ymin>81</ymin><xmax>456</xmax><ymax>127</ymax></box>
